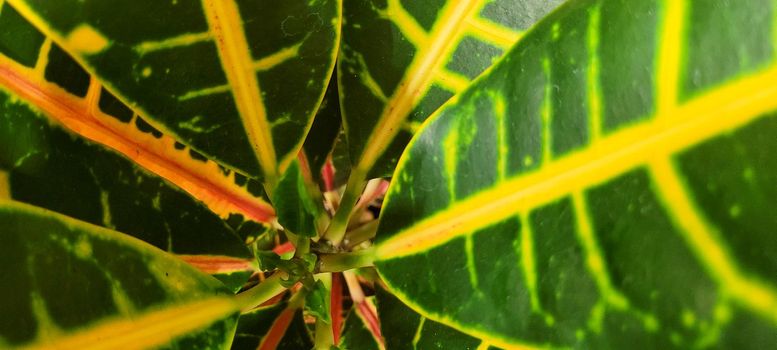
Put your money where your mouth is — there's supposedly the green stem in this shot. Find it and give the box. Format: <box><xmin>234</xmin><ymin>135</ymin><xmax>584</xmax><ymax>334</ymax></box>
<box><xmin>234</xmin><ymin>272</ymin><xmax>288</xmax><ymax>313</ymax></box>
<box><xmin>323</xmin><ymin>169</ymin><xmax>367</xmax><ymax>246</ymax></box>
<box><xmin>313</xmin><ymin>274</ymin><xmax>334</xmax><ymax>349</ymax></box>
<box><xmin>316</xmin><ymin>249</ymin><xmax>375</xmax><ymax>273</ymax></box>
<box><xmin>344</xmin><ymin>220</ymin><xmax>379</xmax><ymax>249</ymax></box>
<box><xmin>294</xmin><ymin>233</ymin><xmax>310</xmax><ymax>257</ymax></box>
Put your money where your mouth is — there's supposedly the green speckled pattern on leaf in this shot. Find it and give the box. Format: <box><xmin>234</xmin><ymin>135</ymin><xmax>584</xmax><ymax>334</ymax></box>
<box><xmin>338</xmin><ymin>0</ymin><xmax>564</xmax><ymax>177</ymax></box>
<box><xmin>8</xmin><ymin>0</ymin><xmax>342</xmax><ymax>182</ymax></box>
<box><xmin>375</xmin><ymin>0</ymin><xmax>777</xmax><ymax>348</ymax></box>
<box><xmin>0</xmin><ymin>200</ymin><xmax>239</xmax><ymax>349</ymax></box>
<box><xmin>0</xmin><ymin>82</ymin><xmax>256</xmax><ymax>291</ymax></box>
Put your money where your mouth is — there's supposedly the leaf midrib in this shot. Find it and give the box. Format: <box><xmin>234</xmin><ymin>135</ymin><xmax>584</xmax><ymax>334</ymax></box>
<box><xmin>21</xmin><ymin>297</ymin><xmax>237</xmax><ymax>350</ymax></box>
<box><xmin>0</xmin><ymin>59</ymin><xmax>276</xmax><ymax>223</ymax></box>
<box><xmin>376</xmin><ymin>64</ymin><xmax>777</xmax><ymax>259</ymax></box>
<box><xmin>202</xmin><ymin>0</ymin><xmax>278</xmax><ymax>186</ymax></box>
<box><xmin>354</xmin><ymin>0</ymin><xmax>482</xmax><ymax>172</ymax></box>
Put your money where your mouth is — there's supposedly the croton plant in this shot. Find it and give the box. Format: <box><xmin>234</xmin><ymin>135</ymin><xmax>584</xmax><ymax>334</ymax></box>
<box><xmin>1</xmin><ymin>0</ymin><xmax>775</xmax><ymax>348</ymax></box>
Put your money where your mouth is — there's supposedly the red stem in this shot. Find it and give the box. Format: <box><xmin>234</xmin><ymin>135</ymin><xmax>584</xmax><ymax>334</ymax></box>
<box><xmin>331</xmin><ymin>273</ymin><xmax>344</xmax><ymax>344</ymax></box>
<box><xmin>258</xmin><ymin>307</ymin><xmax>295</xmax><ymax>350</ymax></box>
<box><xmin>357</xmin><ymin>301</ymin><xmax>384</xmax><ymax>345</ymax></box>
<box><xmin>272</xmin><ymin>241</ymin><xmax>295</xmax><ymax>255</ymax></box>
<box><xmin>322</xmin><ymin>158</ymin><xmax>335</xmax><ymax>192</ymax></box>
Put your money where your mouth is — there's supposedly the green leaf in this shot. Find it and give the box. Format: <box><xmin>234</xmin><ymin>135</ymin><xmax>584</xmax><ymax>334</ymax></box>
<box><xmin>330</xmin><ymin>129</ymin><xmax>352</xmax><ymax>189</ymax></box>
<box><xmin>232</xmin><ymin>299</ymin><xmax>314</xmax><ymax>350</ymax></box>
<box><xmin>0</xmin><ymin>72</ymin><xmax>259</xmax><ymax>291</ymax></box>
<box><xmin>338</xmin><ymin>0</ymin><xmax>564</xmax><ymax>179</ymax></box>
<box><xmin>338</xmin><ymin>297</ymin><xmax>382</xmax><ymax>350</ymax></box>
<box><xmin>375</xmin><ymin>0</ymin><xmax>777</xmax><ymax>348</ymax></box>
<box><xmin>0</xmin><ymin>200</ymin><xmax>239</xmax><ymax>348</ymax></box>
<box><xmin>8</xmin><ymin>0</ymin><xmax>342</xmax><ymax>185</ymax></box>
<box><xmin>305</xmin><ymin>280</ymin><xmax>332</xmax><ymax>324</ymax></box>
<box><xmin>231</xmin><ymin>300</ymin><xmax>286</xmax><ymax>350</ymax></box>
<box><xmin>302</xmin><ymin>73</ymin><xmax>343</xmax><ymax>187</ymax></box>
<box><xmin>0</xmin><ymin>2</ymin><xmax>288</xmax><ymax>291</ymax></box>
<box><xmin>272</xmin><ymin>159</ymin><xmax>326</xmax><ymax>237</ymax></box>
<box><xmin>256</xmin><ymin>251</ymin><xmax>286</xmax><ymax>272</ymax></box>
<box><xmin>375</xmin><ymin>286</ymin><xmax>483</xmax><ymax>350</ymax></box>
<box><xmin>256</xmin><ymin>252</ymin><xmax>316</xmax><ymax>289</ymax></box>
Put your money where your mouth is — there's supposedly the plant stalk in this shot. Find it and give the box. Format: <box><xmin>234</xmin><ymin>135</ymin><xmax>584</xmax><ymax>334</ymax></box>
<box><xmin>344</xmin><ymin>220</ymin><xmax>380</xmax><ymax>249</ymax></box>
<box><xmin>313</xmin><ymin>274</ymin><xmax>334</xmax><ymax>349</ymax></box>
<box><xmin>234</xmin><ymin>272</ymin><xmax>288</xmax><ymax>313</ymax></box>
<box><xmin>316</xmin><ymin>249</ymin><xmax>375</xmax><ymax>273</ymax></box>
<box><xmin>323</xmin><ymin>168</ymin><xmax>367</xmax><ymax>245</ymax></box>
<box><xmin>293</xmin><ymin>232</ymin><xmax>310</xmax><ymax>257</ymax></box>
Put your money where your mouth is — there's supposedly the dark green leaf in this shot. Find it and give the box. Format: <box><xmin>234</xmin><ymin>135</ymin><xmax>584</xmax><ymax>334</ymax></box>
<box><xmin>231</xmin><ymin>299</ymin><xmax>315</xmax><ymax>350</ymax></box>
<box><xmin>338</xmin><ymin>297</ymin><xmax>382</xmax><ymax>350</ymax></box>
<box><xmin>303</xmin><ymin>73</ymin><xmax>343</xmax><ymax>187</ymax></box>
<box><xmin>272</xmin><ymin>159</ymin><xmax>325</xmax><ymax>237</ymax></box>
<box><xmin>375</xmin><ymin>0</ymin><xmax>777</xmax><ymax>348</ymax></box>
<box><xmin>376</xmin><ymin>286</ymin><xmax>479</xmax><ymax>350</ymax></box>
<box><xmin>305</xmin><ymin>279</ymin><xmax>332</xmax><ymax>324</ymax></box>
<box><xmin>0</xmin><ymin>74</ymin><xmax>256</xmax><ymax>291</ymax></box>
<box><xmin>9</xmin><ymin>0</ymin><xmax>342</xmax><ymax>184</ymax></box>
<box><xmin>231</xmin><ymin>301</ymin><xmax>287</xmax><ymax>350</ymax></box>
<box><xmin>339</xmin><ymin>0</ymin><xmax>564</xmax><ymax>178</ymax></box>
<box><xmin>0</xmin><ymin>200</ymin><xmax>239</xmax><ymax>348</ymax></box>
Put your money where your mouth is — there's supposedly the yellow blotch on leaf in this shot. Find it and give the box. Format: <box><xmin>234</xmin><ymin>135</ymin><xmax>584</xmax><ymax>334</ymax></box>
<box><xmin>0</xmin><ymin>170</ymin><xmax>9</xmax><ymax>199</ymax></box>
<box><xmin>75</xmin><ymin>237</ymin><xmax>92</xmax><ymax>259</ymax></box>
<box><xmin>66</xmin><ymin>25</ymin><xmax>110</xmax><ymax>55</ymax></box>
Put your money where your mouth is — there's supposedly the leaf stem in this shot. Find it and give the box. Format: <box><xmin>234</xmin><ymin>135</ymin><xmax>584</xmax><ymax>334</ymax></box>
<box><xmin>316</xmin><ymin>249</ymin><xmax>375</xmax><ymax>273</ymax></box>
<box><xmin>323</xmin><ymin>168</ymin><xmax>367</xmax><ymax>245</ymax></box>
<box><xmin>344</xmin><ymin>220</ymin><xmax>380</xmax><ymax>249</ymax></box>
<box><xmin>294</xmin><ymin>233</ymin><xmax>310</xmax><ymax>257</ymax></box>
<box><xmin>343</xmin><ymin>271</ymin><xmax>384</xmax><ymax>345</ymax></box>
<box><xmin>234</xmin><ymin>272</ymin><xmax>289</xmax><ymax>313</ymax></box>
<box><xmin>313</xmin><ymin>274</ymin><xmax>334</xmax><ymax>349</ymax></box>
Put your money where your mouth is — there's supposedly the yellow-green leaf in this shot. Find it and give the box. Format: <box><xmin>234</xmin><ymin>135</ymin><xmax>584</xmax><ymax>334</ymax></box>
<box><xmin>376</xmin><ymin>0</ymin><xmax>777</xmax><ymax>348</ymax></box>
<box><xmin>0</xmin><ymin>200</ymin><xmax>240</xmax><ymax>348</ymax></box>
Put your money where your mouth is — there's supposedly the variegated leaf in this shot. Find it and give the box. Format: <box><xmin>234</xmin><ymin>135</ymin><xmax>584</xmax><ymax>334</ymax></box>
<box><xmin>338</xmin><ymin>0</ymin><xmax>564</xmax><ymax>180</ymax></box>
<box><xmin>8</xmin><ymin>0</ymin><xmax>342</xmax><ymax>186</ymax></box>
<box><xmin>0</xmin><ymin>200</ymin><xmax>239</xmax><ymax>348</ymax></box>
<box><xmin>375</xmin><ymin>0</ymin><xmax>777</xmax><ymax>348</ymax></box>
<box><xmin>272</xmin><ymin>158</ymin><xmax>329</xmax><ymax>238</ymax></box>
<box><xmin>375</xmin><ymin>286</ymin><xmax>489</xmax><ymax>350</ymax></box>
<box><xmin>232</xmin><ymin>299</ymin><xmax>314</xmax><ymax>350</ymax></box>
<box><xmin>302</xmin><ymin>74</ymin><xmax>343</xmax><ymax>188</ymax></box>
<box><xmin>338</xmin><ymin>296</ymin><xmax>383</xmax><ymax>350</ymax></box>
<box><xmin>0</xmin><ymin>1</ymin><xmax>276</xmax><ymax>223</ymax></box>
<box><xmin>0</xmin><ymin>3</ymin><xmax>266</xmax><ymax>290</ymax></box>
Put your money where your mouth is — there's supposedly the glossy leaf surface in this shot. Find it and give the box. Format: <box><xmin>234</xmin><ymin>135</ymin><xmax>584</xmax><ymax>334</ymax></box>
<box><xmin>302</xmin><ymin>75</ymin><xmax>343</xmax><ymax>187</ymax></box>
<box><xmin>0</xmin><ymin>200</ymin><xmax>239</xmax><ymax>348</ymax></box>
<box><xmin>232</xmin><ymin>299</ymin><xmax>314</xmax><ymax>350</ymax></box>
<box><xmin>338</xmin><ymin>297</ymin><xmax>382</xmax><ymax>350</ymax></box>
<box><xmin>376</xmin><ymin>0</ymin><xmax>777</xmax><ymax>348</ymax></box>
<box><xmin>0</xmin><ymin>1</ymin><xmax>275</xmax><ymax>225</ymax></box>
<box><xmin>9</xmin><ymin>0</ymin><xmax>342</xmax><ymax>184</ymax></box>
<box><xmin>375</xmin><ymin>287</ymin><xmax>488</xmax><ymax>350</ymax></box>
<box><xmin>0</xmin><ymin>24</ymin><xmax>262</xmax><ymax>293</ymax></box>
<box><xmin>0</xmin><ymin>83</ymin><xmax>257</xmax><ymax>290</ymax></box>
<box><xmin>339</xmin><ymin>0</ymin><xmax>564</xmax><ymax>178</ymax></box>
<box><xmin>272</xmin><ymin>159</ymin><xmax>326</xmax><ymax>237</ymax></box>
